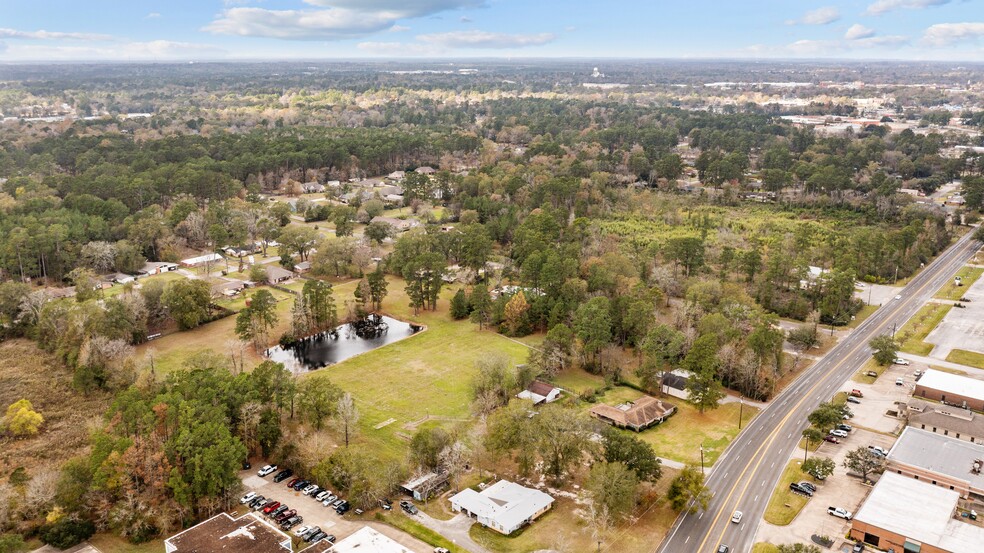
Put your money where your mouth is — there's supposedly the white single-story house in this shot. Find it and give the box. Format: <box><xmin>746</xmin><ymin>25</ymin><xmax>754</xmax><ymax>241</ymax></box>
<box><xmin>415</xmin><ymin>166</ymin><xmax>436</xmax><ymax>175</ymax></box>
<box><xmin>139</xmin><ymin>261</ymin><xmax>179</xmax><ymax>276</ymax></box>
<box><xmin>181</xmin><ymin>252</ymin><xmax>224</xmax><ymax>268</ymax></box>
<box><xmin>302</xmin><ymin>182</ymin><xmax>326</xmax><ymax>194</ymax></box>
<box><xmin>329</xmin><ymin>527</ymin><xmax>413</xmax><ymax>553</ymax></box>
<box><xmin>450</xmin><ymin>480</ymin><xmax>554</xmax><ymax>535</ymax></box>
<box><xmin>294</xmin><ymin>261</ymin><xmax>312</xmax><ymax>273</ymax></box>
<box><xmin>369</xmin><ymin>216</ymin><xmax>420</xmax><ymax>232</ymax></box>
<box><xmin>388</xmin><ymin>170</ymin><xmax>406</xmax><ymax>181</ymax></box>
<box><xmin>517</xmin><ymin>380</ymin><xmax>563</xmax><ymax>405</ymax></box>
<box><xmin>112</xmin><ymin>273</ymin><xmax>136</xmax><ymax>285</ymax></box>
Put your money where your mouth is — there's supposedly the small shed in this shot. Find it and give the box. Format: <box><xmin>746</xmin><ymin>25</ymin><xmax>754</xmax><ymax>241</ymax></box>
<box><xmin>401</xmin><ymin>472</ymin><xmax>449</xmax><ymax>501</ymax></box>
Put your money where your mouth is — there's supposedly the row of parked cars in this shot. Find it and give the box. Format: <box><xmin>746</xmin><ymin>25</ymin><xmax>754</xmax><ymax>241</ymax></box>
<box><xmin>239</xmin><ymin>492</ymin><xmax>308</xmax><ymax>534</ymax></box>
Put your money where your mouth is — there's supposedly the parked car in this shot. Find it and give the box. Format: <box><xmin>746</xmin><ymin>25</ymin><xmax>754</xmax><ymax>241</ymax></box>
<box><xmin>240</xmin><ymin>491</ymin><xmax>257</xmax><ymax>504</ymax></box>
<box><xmin>864</xmin><ymin>371</ymin><xmax>878</xmax><ymax>377</ymax></box>
<box><xmin>293</xmin><ymin>525</ymin><xmax>312</xmax><ymax>537</ymax></box>
<box><xmin>828</xmin><ymin>506</ymin><xmax>853</xmax><ymax>520</ymax></box>
<box><xmin>273</xmin><ymin>469</ymin><xmax>293</xmax><ymax>483</ymax></box>
<box><xmin>896</xmin><ymin>377</ymin><xmax>905</xmax><ymax>386</ymax></box>
<box><xmin>847</xmin><ymin>396</ymin><xmax>861</xmax><ymax>404</ymax></box>
<box><xmin>262</xmin><ymin>501</ymin><xmax>281</xmax><ymax>514</ymax></box>
<box><xmin>276</xmin><ymin>509</ymin><xmax>296</xmax><ymax>522</ymax></box>
<box><xmin>306</xmin><ymin>531</ymin><xmax>326</xmax><ymax>543</ymax></box>
<box><xmin>849</xmin><ymin>389</ymin><xmax>864</xmax><ymax>398</ymax></box>
<box><xmin>435</xmin><ymin>549</ymin><xmax>451</xmax><ymax>553</ymax></box>
<box><xmin>325</xmin><ymin>535</ymin><xmax>337</xmax><ymax>543</ymax></box>
<box><xmin>253</xmin><ymin>499</ymin><xmax>270</xmax><ymax>511</ymax></box>
<box><xmin>354</xmin><ymin>508</ymin><xmax>364</xmax><ymax>515</ymax></box>
<box><xmin>315</xmin><ymin>490</ymin><xmax>330</xmax><ymax>501</ymax></box>
<box><xmin>914</xmin><ymin>370</ymin><xmax>923</xmax><ymax>378</ymax></box>
<box><xmin>333</xmin><ymin>498</ymin><xmax>346</xmax><ymax>508</ymax></box>
<box><xmin>824</xmin><ymin>435</ymin><xmax>840</xmax><ymax>444</ymax></box>
<box><xmin>893</xmin><ymin>358</ymin><xmax>910</xmax><ymax>366</ymax></box>
<box><xmin>292</xmin><ymin>480</ymin><xmax>310</xmax><ymax>491</ymax></box>
<box><xmin>852</xmin><ymin>542</ymin><xmax>865</xmax><ymax>552</ymax></box>
<box><xmin>257</xmin><ymin>464</ymin><xmax>277</xmax><ymax>477</ymax></box>
<box><xmin>286</xmin><ymin>478</ymin><xmax>301</xmax><ymax>488</ymax></box>
<box><xmin>837</xmin><ymin>424</ymin><xmax>852</xmax><ymax>432</ymax></box>
<box><xmin>717</xmin><ymin>546</ymin><xmax>730</xmax><ymax>553</ymax></box>
<box><xmin>731</xmin><ymin>510</ymin><xmax>742</xmax><ymax>524</ymax></box>
<box><xmin>401</xmin><ymin>501</ymin><xmax>419</xmax><ymax>515</ymax></box>
<box><xmin>248</xmin><ymin>496</ymin><xmax>266</xmax><ymax>509</ymax></box>
<box><xmin>382</xmin><ymin>503</ymin><xmax>392</xmax><ymax>510</ymax></box>
<box><xmin>789</xmin><ymin>483</ymin><xmax>813</xmax><ymax>496</ymax></box>
<box><xmin>280</xmin><ymin>516</ymin><xmax>302</xmax><ymax>530</ymax></box>
<box><xmin>830</xmin><ymin>429</ymin><xmax>849</xmax><ymax>438</ymax></box>
<box><xmin>242</xmin><ymin>460</ymin><xmax>251</xmax><ymax>470</ymax></box>
<box><xmin>302</xmin><ymin>484</ymin><xmax>319</xmax><ymax>495</ymax></box>
<box><xmin>868</xmin><ymin>445</ymin><xmax>889</xmax><ymax>457</ymax></box>
<box><xmin>336</xmin><ymin>503</ymin><xmax>350</xmax><ymax>515</ymax></box>
<box><xmin>799</xmin><ymin>482</ymin><xmax>817</xmax><ymax>493</ymax></box>
<box><xmin>302</xmin><ymin>527</ymin><xmax>321</xmax><ymax>540</ymax></box>
<box><xmin>323</xmin><ymin>495</ymin><xmax>337</xmax><ymax>507</ymax></box>
<box><xmin>269</xmin><ymin>505</ymin><xmax>288</xmax><ymax>518</ymax></box>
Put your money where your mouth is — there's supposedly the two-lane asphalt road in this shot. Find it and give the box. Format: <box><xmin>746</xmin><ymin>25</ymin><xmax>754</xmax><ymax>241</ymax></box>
<box><xmin>656</xmin><ymin>229</ymin><xmax>981</xmax><ymax>553</ymax></box>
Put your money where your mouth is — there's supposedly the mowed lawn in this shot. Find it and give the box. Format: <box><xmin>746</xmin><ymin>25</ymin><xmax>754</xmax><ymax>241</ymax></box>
<box><xmin>934</xmin><ymin>266</ymin><xmax>984</xmax><ymax>300</ymax></box>
<box><xmin>946</xmin><ymin>349</ymin><xmax>984</xmax><ymax>369</ymax></box>
<box><xmin>897</xmin><ymin>303</ymin><xmax>952</xmax><ymax>356</ymax></box>
<box><xmin>763</xmin><ymin>459</ymin><xmax>810</xmax><ymax>525</ymax></box>
<box><xmin>573</xmin><ymin>383</ymin><xmax>758</xmax><ymax>467</ymax></box>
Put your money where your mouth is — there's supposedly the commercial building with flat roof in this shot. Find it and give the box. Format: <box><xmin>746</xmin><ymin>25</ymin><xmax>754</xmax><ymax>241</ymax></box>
<box><xmin>330</xmin><ymin>527</ymin><xmax>416</xmax><ymax>553</ymax></box>
<box><xmin>164</xmin><ymin>512</ymin><xmax>291</xmax><ymax>553</ymax></box>
<box><xmin>914</xmin><ymin>369</ymin><xmax>984</xmax><ymax>412</ymax></box>
<box><xmin>887</xmin><ymin>427</ymin><xmax>984</xmax><ymax>500</ymax></box>
<box><xmin>450</xmin><ymin>480</ymin><xmax>553</xmax><ymax>535</ymax></box>
<box><xmin>851</xmin><ymin>472</ymin><xmax>984</xmax><ymax>553</ymax></box>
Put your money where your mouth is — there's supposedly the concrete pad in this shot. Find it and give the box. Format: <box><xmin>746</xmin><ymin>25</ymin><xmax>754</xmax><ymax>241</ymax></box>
<box><xmin>925</xmin><ymin>275</ymin><xmax>984</xmax><ymax>359</ymax></box>
<box><xmin>854</xmin><ymin>283</ymin><xmax>901</xmax><ymax>308</ymax></box>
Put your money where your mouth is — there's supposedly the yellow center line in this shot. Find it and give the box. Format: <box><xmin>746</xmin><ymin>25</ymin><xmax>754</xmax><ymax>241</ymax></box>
<box><xmin>695</xmin><ymin>236</ymin><xmax>975</xmax><ymax>552</ymax></box>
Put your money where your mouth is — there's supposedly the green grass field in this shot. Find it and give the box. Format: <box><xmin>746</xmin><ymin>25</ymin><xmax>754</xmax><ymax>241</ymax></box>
<box><xmin>897</xmin><ymin>303</ymin><xmax>952</xmax><ymax>356</ymax></box>
<box><xmin>375</xmin><ymin>512</ymin><xmax>465</xmax><ymax>553</ymax></box>
<box><xmin>846</xmin><ymin>304</ymin><xmax>878</xmax><ymax>329</ymax></box>
<box><xmin>763</xmin><ymin>459</ymin><xmax>810</xmax><ymax>525</ymax></box>
<box><xmin>946</xmin><ymin>349</ymin><xmax>984</xmax><ymax>369</ymax></box>
<box><xmin>852</xmin><ymin>358</ymin><xmax>885</xmax><ymax>384</ymax></box>
<box><xmin>934</xmin><ymin>266</ymin><xmax>984</xmax><ymax>300</ymax></box>
<box><xmin>752</xmin><ymin>544</ymin><xmax>780</xmax><ymax>553</ymax></box>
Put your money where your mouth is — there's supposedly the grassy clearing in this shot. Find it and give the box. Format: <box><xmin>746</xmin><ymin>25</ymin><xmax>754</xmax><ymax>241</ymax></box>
<box><xmin>87</xmin><ymin>534</ymin><xmax>164</xmax><ymax>553</ymax></box>
<box><xmin>0</xmin><ymin>340</ymin><xmax>110</xmax><ymax>476</ymax></box>
<box><xmin>752</xmin><ymin>544</ymin><xmax>780</xmax><ymax>553</ymax></box>
<box><xmin>583</xmin><ymin>386</ymin><xmax>758</xmax><ymax>466</ymax></box>
<box><xmin>930</xmin><ymin>365</ymin><xmax>969</xmax><ymax>376</ymax></box>
<box><xmin>553</xmin><ymin>367</ymin><xmax>607</xmax><ymax>395</ymax></box>
<box><xmin>852</xmin><ymin>358</ymin><xmax>886</xmax><ymax>384</ymax></box>
<box><xmin>934</xmin><ymin>266</ymin><xmax>984</xmax><ymax>300</ymax></box>
<box><xmin>846</xmin><ymin>304</ymin><xmax>878</xmax><ymax>329</ymax></box>
<box><xmin>763</xmin><ymin>459</ymin><xmax>810</xmax><ymax>525</ymax></box>
<box><xmin>375</xmin><ymin>512</ymin><xmax>464</xmax><ymax>553</ymax></box>
<box><xmin>897</xmin><ymin>303</ymin><xmax>952</xmax><ymax>356</ymax></box>
<box><xmin>946</xmin><ymin>349</ymin><xmax>984</xmax><ymax>369</ymax></box>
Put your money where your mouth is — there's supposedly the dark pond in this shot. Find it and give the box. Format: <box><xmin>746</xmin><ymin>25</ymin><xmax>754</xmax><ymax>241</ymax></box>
<box><xmin>266</xmin><ymin>314</ymin><xmax>422</xmax><ymax>372</ymax></box>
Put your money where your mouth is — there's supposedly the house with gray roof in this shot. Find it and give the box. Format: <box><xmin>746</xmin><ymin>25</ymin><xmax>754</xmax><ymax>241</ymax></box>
<box><xmin>450</xmin><ymin>480</ymin><xmax>553</xmax><ymax>535</ymax></box>
<box><xmin>887</xmin><ymin>426</ymin><xmax>984</xmax><ymax>500</ymax></box>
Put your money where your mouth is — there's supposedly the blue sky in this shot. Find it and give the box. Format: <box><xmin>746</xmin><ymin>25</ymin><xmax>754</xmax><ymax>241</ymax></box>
<box><xmin>0</xmin><ymin>0</ymin><xmax>982</xmax><ymax>61</ymax></box>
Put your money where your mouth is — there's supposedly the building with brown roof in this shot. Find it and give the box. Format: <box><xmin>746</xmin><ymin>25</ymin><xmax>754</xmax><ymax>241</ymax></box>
<box><xmin>589</xmin><ymin>395</ymin><xmax>676</xmax><ymax>432</ymax></box>
<box><xmin>517</xmin><ymin>380</ymin><xmax>562</xmax><ymax>404</ymax></box>
<box><xmin>164</xmin><ymin>512</ymin><xmax>292</xmax><ymax>553</ymax></box>
<box><xmin>908</xmin><ymin>400</ymin><xmax>984</xmax><ymax>444</ymax></box>
<box><xmin>264</xmin><ymin>265</ymin><xmax>295</xmax><ymax>284</ymax></box>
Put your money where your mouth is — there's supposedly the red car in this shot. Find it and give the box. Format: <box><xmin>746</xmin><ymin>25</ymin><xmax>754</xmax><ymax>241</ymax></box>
<box><xmin>824</xmin><ymin>435</ymin><xmax>840</xmax><ymax>444</ymax></box>
<box><xmin>275</xmin><ymin>509</ymin><xmax>297</xmax><ymax>523</ymax></box>
<box><xmin>286</xmin><ymin>478</ymin><xmax>301</xmax><ymax>488</ymax></box>
<box><xmin>262</xmin><ymin>501</ymin><xmax>281</xmax><ymax>514</ymax></box>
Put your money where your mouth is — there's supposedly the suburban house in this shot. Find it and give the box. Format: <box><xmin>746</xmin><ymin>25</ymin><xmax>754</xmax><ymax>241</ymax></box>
<box><xmin>886</xmin><ymin>427</ymin><xmax>984</xmax><ymax>500</ymax></box>
<box><xmin>181</xmin><ymin>252</ymin><xmax>224</xmax><ymax>268</ymax></box>
<box><xmin>301</xmin><ymin>182</ymin><xmax>326</xmax><ymax>194</ymax></box>
<box><xmin>369</xmin><ymin>216</ymin><xmax>419</xmax><ymax>233</ymax></box>
<box><xmin>111</xmin><ymin>273</ymin><xmax>136</xmax><ymax>285</ymax></box>
<box><xmin>264</xmin><ymin>265</ymin><xmax>295</xmax><ymax>284</ymax></box>
<box><xmin>907</xmin><ymin>399</ymin><xmax>984</xmax><ymax>444</ymax></box>
<box><xmin>294</xmin><ymin>261</ymin><xmax>312</xmax><ymax>274</ymax></box>
<box><xmin>138</xmin><ymin>261</ymin><xmax>178</xmax><ymax>276</ymax></box>
<box><xmin>590</xmin><ymin>396</ymin><xmax>676</xmax><ymax>432</ymax></box>
<box><xmin>660</xmin><ymin>369</ymin><xmax>691</xmax><ymax>400</ymax></box>
<box><xmin>401</xmin><ymin>472</ymin><xmax>449</xmax><ymax>501</ymax></box>
<box><xmin>414</xmin><ymin>166</ymin><xmax>436</xmax><ymax>175</ymax></box>
<box><xmin>914</xmin><ymin>369</ymin><xmax>984</xmax><ymax>411</ymax></box>
<box><xmin>211</xmin><ymin>279</ymin><xmax>246</xmax><ymax>297</ymax></box>
<box><xmin>164</xmin><ymin>512</ymin><xmax>291</xmax><ymax>553</ymax></box>
<box><xmin>330</xmin><ymin>527</ymin><xmax>413</xmax><ymax>553</ymax></box>
<box><xmin>850</xmin><ymin>472</ymin><xmax>984</xmax><ymax>553</ymax></box>
<box><xmin>387</xmin><ymin>170</ymin><xmax>406</xmax><ymax>181</ymax></box>
<box><xmin>516</xmin><ymin>380</ymin><xmax>562</xmax><ymax>404</ymax></box>
<box><xmin>450</xmin><ymin>480</ymin><xmax>554</xmax><ymax>535</ymax></box>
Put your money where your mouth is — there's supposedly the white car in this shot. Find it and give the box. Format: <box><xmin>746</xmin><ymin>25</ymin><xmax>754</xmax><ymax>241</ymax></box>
<box><xmin>240</xmin><ymin>491</ymin><xmax>257</xmax><ymax>504</ymax></box>
<box><xmin>868</xmin><ymin>445</ymin><xmax>889</xmax><ymax>457</ymax></box>
<box><xmin>257</xmin><ymin>464</ymin><xmax>277</xmax><ymax>477</ymax></box>
<box><xmin>293</xmin><ymin>525</ymin><xmax>312</xmax><ymax>537</ymax></box>
<box><xmin>895</xmin><ymin>294</ymin><xmax>902</xmax><ymax>300</ymax></box>
<box><xmin>302</xmin><ymin>484</ymin><xmax>319</xmax><ymax>495</ymax></box>
<box><xmin>827</xmin><ymin>506</ymin><xmax>853</xmax><ymax>520</ymax></box>
<box><xmin>896</xmin><ymin>377</ymin><xmax>905</xmax><ymax>386</ymax></box>
<box><xmin>830</xmin><ymin>429</ymin><xmax>849</xmax><ymax>438</ymax></box>
<box><xmin>893</xmin><ymin>358</ymin><xmax>910</xmax><ymax>366</ymax></box>
<box><xmin>731</xmin><ymin>510</ymin><xmax>743</xmax><ymax>524</ymax></box>
<box><xmin>315</xmin><ymin>490</ymin><xmax>331</xmax><ymax>501</ymax></box>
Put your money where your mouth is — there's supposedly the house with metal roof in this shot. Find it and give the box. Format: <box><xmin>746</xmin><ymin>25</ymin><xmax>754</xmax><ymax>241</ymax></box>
<box><xmin>589</xmin><ymin>395</ymin><xmax>676</xmax><ymax>432</ymax></box>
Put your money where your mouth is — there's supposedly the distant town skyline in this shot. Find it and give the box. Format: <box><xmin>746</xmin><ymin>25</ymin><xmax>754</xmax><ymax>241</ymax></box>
<box><xmin>1</xmin><ymin>0</ymin><xmax>982</xmax><ymax>62</ymax></box>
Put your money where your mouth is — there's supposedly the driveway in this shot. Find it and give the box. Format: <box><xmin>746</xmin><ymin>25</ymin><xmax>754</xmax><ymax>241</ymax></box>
<box><xmin>240</xmin><ymin>470</ymin><xmax>430</xmax><ymax>552</ymax></box>
<box><xmin>413</xmin><ymin>510</ymin><xmax>491</xmax><ymax>553</ymax></box>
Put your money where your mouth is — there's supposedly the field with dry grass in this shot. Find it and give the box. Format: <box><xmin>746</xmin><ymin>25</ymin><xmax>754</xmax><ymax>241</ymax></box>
<box><xmin>0</xmin><ymin>339</ymin><xmax>109</xmax><ymax>476</ymax></box>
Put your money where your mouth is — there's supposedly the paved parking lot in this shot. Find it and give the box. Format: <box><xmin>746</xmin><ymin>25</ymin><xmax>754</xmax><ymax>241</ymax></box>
<box><xmin>839</xmin><ymin>362</ymin><xmax>917</xmax><ymax>435</ymax></box>
<box><xmin>925</xmin><ymin>276</ymin><xmax>984</xmax><ymax>359</ymax></box>
<box><xmin>239</xmin><ymin>469</ymin><xmax>429</xmax><ymax>552</ymax></box>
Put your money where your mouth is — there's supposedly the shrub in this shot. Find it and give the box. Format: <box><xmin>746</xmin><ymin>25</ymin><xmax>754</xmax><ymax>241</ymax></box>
<box><xmin>39</xmin><ymin>519</ymin><xmax>95</xmax><ymax>549</ymax></box>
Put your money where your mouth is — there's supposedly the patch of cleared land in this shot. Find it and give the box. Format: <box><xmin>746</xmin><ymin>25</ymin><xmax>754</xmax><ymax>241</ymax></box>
<box><xmin>897</xmin><ymin>303</ymin><xmax>952</xmax><ymax>356</ymax></box>
<box><xmin>946</xmin><ymin>349</ymin><xmax>984</xmax><ymax>369</ymax></box>
<box><xmin>934</xmin><ymin>266</ymin><xmax>984</xmax><ymax>300</ymax></box>
<box><xmin>763</xmin><ymin>459</ymin><xmax>810</xmax><ymax>525</ymax></box>
<box><xmin>852</xmin><ymin>358</ymin><xmax>886</xmax><ymax>385</ymax></box>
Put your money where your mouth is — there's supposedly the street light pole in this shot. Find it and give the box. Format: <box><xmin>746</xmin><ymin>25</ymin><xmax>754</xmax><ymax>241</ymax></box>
<box><xmin>738</xmin><ymin>397</ymin><xmax>744</xmax><ymax>430</ymax></box>
<box><xmin>700</xmin><ymin>444</ymin><xmax>705</xmax><ymax>476</ymax></box>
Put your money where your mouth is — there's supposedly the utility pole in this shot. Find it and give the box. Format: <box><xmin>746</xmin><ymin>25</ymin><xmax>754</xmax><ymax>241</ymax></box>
<box><xmin>700</xmin><ymin>443</ymin><xmax>705</xmax><ymax>476</ymax></box>
<box><xmin>738</xmin><ymin>396</ymin><xmax>744</xmax><ymax>430</ymax></box>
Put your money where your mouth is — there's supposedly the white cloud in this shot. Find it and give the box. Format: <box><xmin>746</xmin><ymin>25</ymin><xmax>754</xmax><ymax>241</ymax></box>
<box><xmin>852</xmin><ymin>35</ymin><xmax>909</xmax><ymax>47</ymax></box>
<box><xmin>145</xmin><ymin>12</ymin><xmax>161</xmax><ymax>19</ymax></box>
<box><xmin>460</xmin><ymin>16</ymin><xmax>473</xmax><ymax>23</ymax></box>
<box><xmin>205</xmin><ymin>0</ymin><xmax>486</xmax><ymax>40</ymax></box>
<box><xmin>865</xmin><ymin>0</ymin><xmax>951</xmax><ymax>16</ymax></box>
<box><xmin>786</xmin><ymin>7</ymin><xmax>840</xmax><ymax>25</ymax></box>
<box><xmin>0</xmin><ymin>40</ymin><xmax>227</xmax><ymax>61</ymax></box>
<box><xmin>0</xmin><ymin>28</ymin><xmax>113</xmax><ymax>41</ymax></box>
<box><xmin>845</xmin><ymin>24</ymin><xmax>876</xmax><ymax>40</ymax></box>
<box><xmin>389</xmin><ymin>25</ymin><xmax>411</xmax><ymax>32</ymax></box>
<box><xmin>203</xmin><ymin>7</ymin><xmax>398</xmax><ymax>40</ymax></box>
<box><xmin>356</xmin><ymin>41</ymin><xmax>443</xmax><ymax>56</ymax></box>
<box><xmin>417</xmin><ymin>30</ymin><xmax>555</xmax><ymax>48</ymax></box>
<box><xmin>922</xmin><ymin>22</ymin><xmax>984</xmax><ymax>46</ymax></box>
